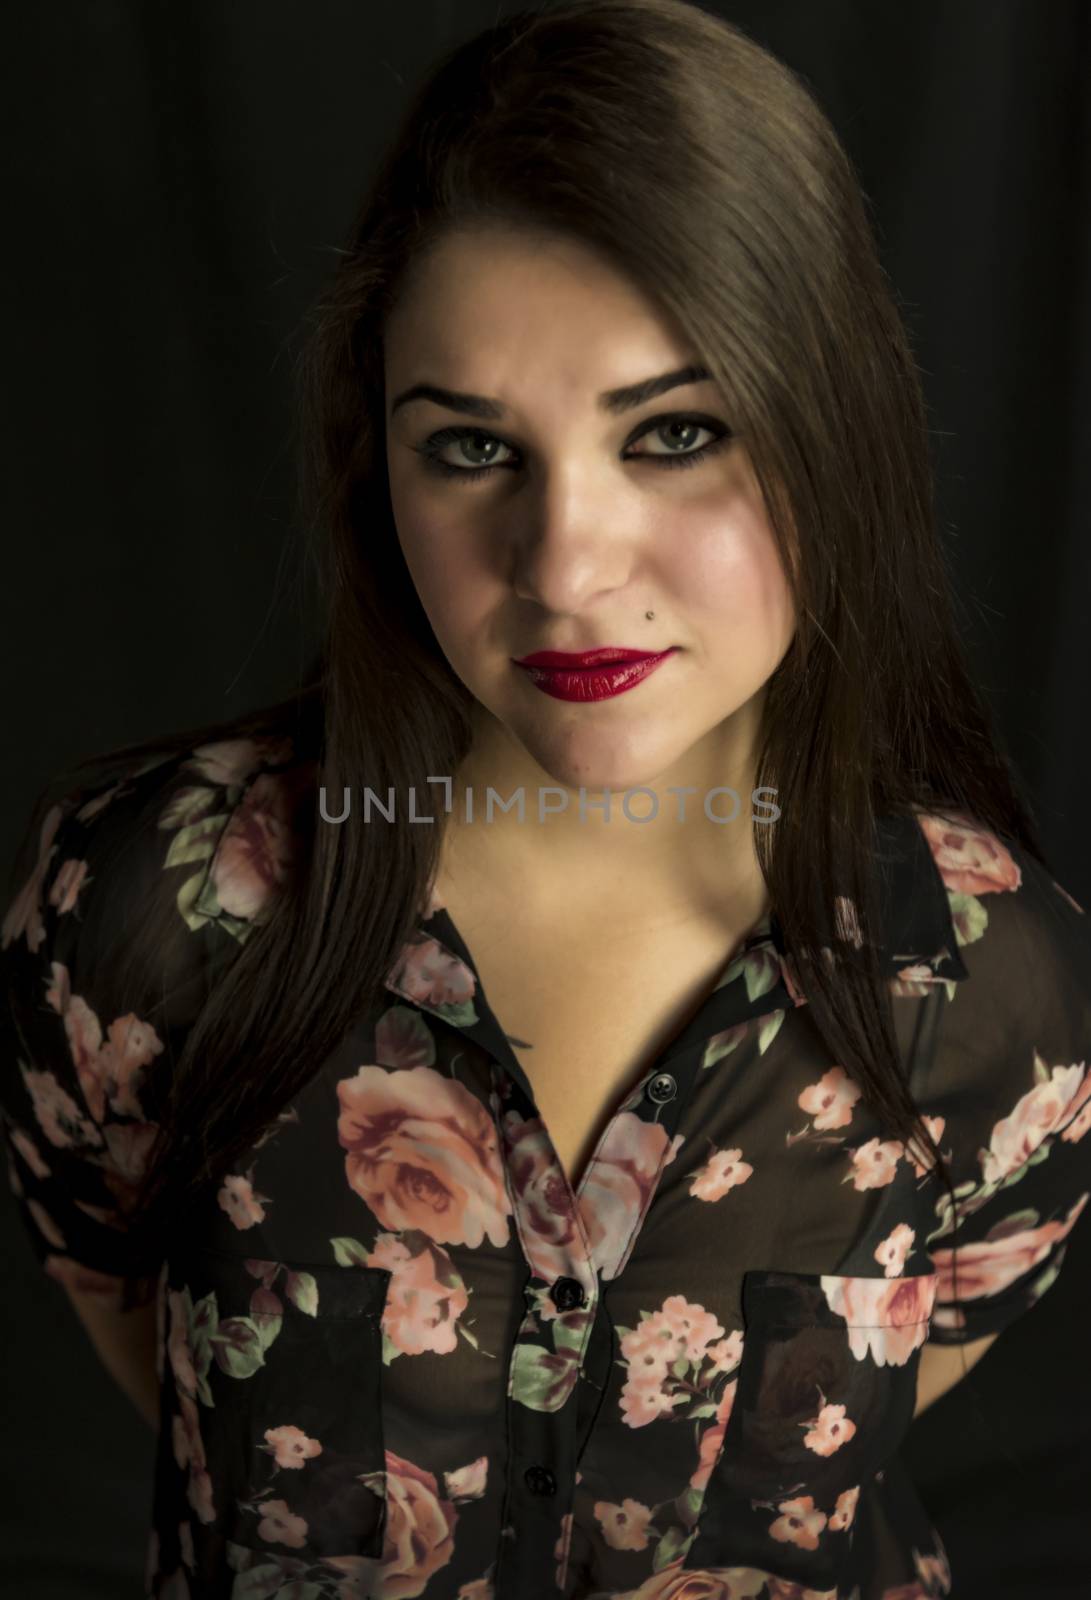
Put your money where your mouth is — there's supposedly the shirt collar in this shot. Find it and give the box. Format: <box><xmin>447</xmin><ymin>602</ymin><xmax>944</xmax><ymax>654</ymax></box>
<box><xmin>381</xmin><ymin>806</ymin><xmax>967</xmax><ymax>1074</ymax></box>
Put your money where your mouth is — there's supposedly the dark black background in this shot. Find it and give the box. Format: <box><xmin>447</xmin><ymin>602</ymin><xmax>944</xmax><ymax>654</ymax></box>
<box><xmin>3</xmin><ymin>3</ymin><xmax>1089</xmax><ymax>1595</ymax></box>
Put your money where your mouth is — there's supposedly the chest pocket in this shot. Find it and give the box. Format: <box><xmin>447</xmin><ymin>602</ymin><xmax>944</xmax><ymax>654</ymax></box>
<box><xmin>684</xmin><ymin>1268</ymin><xmax>937</xmax><ymax>1582</ymax></box>
<box><xmin>163</xmin><ymin>1246</ymin><xmax>392</xmax><ymax>1597</ymax></box>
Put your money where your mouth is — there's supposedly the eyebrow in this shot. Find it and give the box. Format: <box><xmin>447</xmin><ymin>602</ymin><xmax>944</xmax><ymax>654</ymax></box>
<box><xmin>388</xmin><ymin>362</ymin><xmax>712</xmax><ymax>421</ymax></box>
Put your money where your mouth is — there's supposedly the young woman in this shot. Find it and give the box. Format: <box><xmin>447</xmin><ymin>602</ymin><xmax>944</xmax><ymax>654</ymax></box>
<box><xmin>2</xmin><ymin>3</ymin><xmax>1089</xmax><ymax>1597</ymax></box>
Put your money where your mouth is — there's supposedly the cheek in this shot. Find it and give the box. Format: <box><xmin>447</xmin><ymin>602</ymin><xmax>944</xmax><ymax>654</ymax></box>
<box><xmin>679</xmin><ymin>516</ymin><xmax>795</xmax><ymax>640</ymax></box>
<box><xmin>390</xmin><ymin>495</ymin><xmax>498</xmax><ymax>639</ymax></box>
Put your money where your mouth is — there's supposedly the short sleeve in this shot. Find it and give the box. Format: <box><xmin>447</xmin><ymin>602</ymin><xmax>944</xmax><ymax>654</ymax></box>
<box><xmin>0</xmin><ymin>746</ymin><xmax>267</xmax><ymax>1306</ymax></box>
<box><xmin>920</xmin><ymin>825</ymin><xmax>1091</xmax><ymax>1344</ymax></box>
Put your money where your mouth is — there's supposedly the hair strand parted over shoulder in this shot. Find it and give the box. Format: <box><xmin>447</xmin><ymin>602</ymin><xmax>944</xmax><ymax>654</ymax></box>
<box><xmin>32</xmin><ymin>2</ymin><xmax>1037</xmax><ymax>1329</ymax></box>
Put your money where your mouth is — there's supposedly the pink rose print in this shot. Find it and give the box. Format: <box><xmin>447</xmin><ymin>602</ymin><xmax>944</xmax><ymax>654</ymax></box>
<box><xmin>798</xmin><ymin>1067</ymin><xmax>862</xmax><ymax>1131</ymax></box>
<box><xmin>577</xmin><ymin>1111</ymin><xmax>682</xmax><ymax>1280</ymax></box>
<box><xmin>595</xmin><ymin>1496</ymin><xmax>654</xmax><ymax>1551</ymax></box>
<box><xmin>11</xmin><ymin>1127</ymin><xmax>51</xmax><ymax>1179</ymax></box>
<box><xmin>443</xmin><ymin>1455</ymin><xmax>488</xmax><ymax>1500</ymax></box>
<box><xmin>185</xmin><ymin>736</ymin><xmax>295</xmax><ymax>790</ymax></box>
<box><xmin>43</xmin><ymin>960</ymin><xmax>164</xmax><ymax>1124</ymax></box>
<box><xmin>622</xmin><ymin>1565</ymin><xmax>774</xmax><ymax>1597</ymax></box>
<box><xmin>172</xmin><ymin>1394</ymin><xmax>215</xmax><ymax>1524</ymax></box>
<box><xmin>453</xmin><ymin>1582</ymin><xmax>494</xmax><ymax>1600</ymax></box>
<box><xmin>20</xmin><ymin>1065</ymin><xmax>101</xmax><ymax>1150</ymax></box>
<box><xmin>930</xmin><ymin>1191</ymin><xmax>1089</xmax><ymax>1318</ymax></box>
<box><xmin>366</xmin><ymin>1231</ymin><xmax>471</xmax><ymax>1356</ymax></box>
<box><xmin>387</xmin><ymin>936</ymin><xmax>478</xmax><ymax>1010</ymax></box>
<box><xmin>874</xmin><ymin>1222</ymin><xmax>915</xmax><ymax>1277</ymax></box>
<box><xmin>904</xmin><ymin>1116</ymin><xmax>946</xmax><ymax>1179</ymax></box>
<box><xmin>914</xmin><ymin>1545</ymin><xmax>952</xmax><ymax>1594</ymax></box>
<box><xmin>916</xmin><ymin>814</ymin><xmax>1022</xmax><ymax>896</ymax></box>
<box><xmin>802</xmin><ymin>1402</ymin><xmax>857</xmax><ymax>1455</ymax></box>
<box><xmin>262</xmin><ymin>1425</ymin><xmax>323</xmax><ymax>1469</ymax></box>
<box><xmin>49</xmin><ymin>856</ymin><xmax>90</xmax><ymax>916</ymax></box>
<box><xmin>706</xmin><ymin>1329</ymin><xmax>745</xmax><ymax>1377</ymax></box>
<box><xmin>27</xmin><ymin>1198</ymin><xmax>65</xmax><ymax>1249</ymax></box>
<box><xmin>337</xmin><ymin>1063</ymin><xmax>511</xmax><ymax>1249</ymax></box>
<box><xmin>1</xmin><ymin>802</ymin><xmax>65</xmax><ymax>955</ymax></box>
<box><xmin>256</xmin><ymin>1497</ymin><xmax>308</xmax><ymax>1548</ymax></box>
<box><xmin>619</xmin><ymin>1296</ymin><xmax>738</xmax><ymax>1434</ymax></box>
<box><xmin>554</xmin><ymin>1507</ymin><xmax>575</xmax><ymax>1593</ymax></box>
<box><xmin>821</xmin><ymin>1274</ymin><xmax>937</xmax><ymax>1365</ymax></box>
<box><xmin>981</xmin><ymin>1060</ymin><xmax>1091</xmax><ymax>1183</ymax></box>
<box><xmin>1063</xmin><ymin>1097</ymin><xmax>1091</xmax><ymax>1144</ymax></box>
<box><xmin>827</xmin><ymin>1484</ymin><xmax>860</xmax><ymax>1531</ymax></box>
<box><xmin>208</xmin><ymin>768</ymin><xmax>304</xmax><ymax>924</ymax></box>
<box><xmin>379</xmin><ymin>1452</ymin><xmax>458</xmax><ymax>1593</ymax></box>
<box><xmin>499</xmin><ymin>1107</ymin><xmax>582</xmax><ymax>1280</ymax></box>
<box><xmin>689</xmin><ymin>1377</ymin><xmax>738</xmax><ymax>1493</ymax></box>
<box><xmin>690</xmin><ymin>1147</ymin><xmax>754</xmax><ymax>1202</ymax></box>
<box><xmin>847</xmin><ymin>1138</ymin><xmax>904</xmax><ymax>1191</ymax></box>
<box><xmin>769</xmin><ymin>1494</ymin><xmax>827</xmax><ymax>1548</ymax></box>
<box><xmin>217</xmin><ymin>1174</ymin><xmax>269</xmax><ymax>1230</ymax></box>
<box><xmin>167</xmin><ymin>1292</ymin><xmax>198</xmax><ymax>1395</ymax></box>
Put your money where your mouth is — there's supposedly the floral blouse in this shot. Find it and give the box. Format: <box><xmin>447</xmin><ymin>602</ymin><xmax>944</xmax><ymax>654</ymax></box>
<box><xmin>2</xmin><ymin>731</ymin><xmax>1090</xmax><ymax>1600</ymax></box>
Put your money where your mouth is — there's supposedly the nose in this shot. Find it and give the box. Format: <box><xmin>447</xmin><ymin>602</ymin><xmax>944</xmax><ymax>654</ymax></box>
<box><xmin>509</xmin><ymin>470</ymin><xmax>643</xmax><ymax>615</ymax></box>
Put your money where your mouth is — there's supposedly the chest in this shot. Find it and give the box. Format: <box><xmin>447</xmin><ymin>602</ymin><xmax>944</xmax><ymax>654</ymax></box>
<box><xmin>449</xmin><ymin>909</ymin><xmax>746</xmax><ymax>1194</ymax></box>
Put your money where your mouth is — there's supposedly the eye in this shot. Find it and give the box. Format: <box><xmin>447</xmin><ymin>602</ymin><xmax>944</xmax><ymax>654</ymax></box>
<box><xmin>411</xmin><ymin>412</ymin><xmax>733</xmax><ymax>483</ymax></box>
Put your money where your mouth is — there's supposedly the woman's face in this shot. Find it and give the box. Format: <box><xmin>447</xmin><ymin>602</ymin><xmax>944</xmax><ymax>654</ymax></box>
<box><xmin>383</xmin><ymin>226</ymin><xmax>797</xmax><ymax>803</ymax></box>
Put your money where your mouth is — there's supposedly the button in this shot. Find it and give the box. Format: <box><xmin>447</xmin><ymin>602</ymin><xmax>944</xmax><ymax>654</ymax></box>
<box><xmin>646</xmin><ymin>1071</ymin><xmax>677</xmax><ymax>1105</ymax></box>
<box><xmin>552</xmin><ymin>1276</ymin><xmax>586</xmax><ymax>1311</ymax></box>
<box><xmin>524</xmin><ymin>1464</ymin><xmax>557</xmax><ymax>1496</ymax></box>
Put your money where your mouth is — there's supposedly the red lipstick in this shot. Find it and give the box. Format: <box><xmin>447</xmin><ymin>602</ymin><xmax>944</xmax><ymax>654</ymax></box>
<box><xmin>512</xmin><ymin>646</ymin><xmax>678</xmax><ymax>702</ymax></box>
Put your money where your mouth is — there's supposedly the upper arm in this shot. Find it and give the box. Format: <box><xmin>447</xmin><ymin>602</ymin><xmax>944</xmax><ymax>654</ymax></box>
<box><xmin>915</xmin><ymin>818</ymin><xmax>1091</xmax><ymax>1345</ymax></box>
<box><xmin>0</xmin><ymin>757</ymin><xmax>222</xmax><ymax>1286</ymax></box>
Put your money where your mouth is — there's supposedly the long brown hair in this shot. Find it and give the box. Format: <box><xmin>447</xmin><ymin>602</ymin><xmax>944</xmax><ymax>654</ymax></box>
<box><xmin>16</xmin><ymin>0</ymin><xmax>1043</xmax><ymax>1289</ymax></box>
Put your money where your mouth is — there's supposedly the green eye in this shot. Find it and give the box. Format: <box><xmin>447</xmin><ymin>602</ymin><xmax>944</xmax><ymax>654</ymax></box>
<box><xmin>414</xmin><ymin>413</ymin><xmax>732</xmax><ymax>482</ymax></box>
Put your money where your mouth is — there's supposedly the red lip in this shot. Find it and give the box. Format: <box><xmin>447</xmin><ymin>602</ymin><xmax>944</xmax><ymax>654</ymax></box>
<box><xmin>514</xmin><ymin>647</ymin><xmax>666</xmax><ymax>668</ymax></box>
<box><xmin>513</xmin><ymin>648</ymin><xmax>677</xmax><ymax>702</ymax></box>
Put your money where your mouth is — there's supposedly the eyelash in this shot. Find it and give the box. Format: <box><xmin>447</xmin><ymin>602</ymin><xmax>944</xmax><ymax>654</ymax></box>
<box><xmin>412</xmin><ymin>413</ymin><xmax>733</xmax><ymax>483</ymax></box>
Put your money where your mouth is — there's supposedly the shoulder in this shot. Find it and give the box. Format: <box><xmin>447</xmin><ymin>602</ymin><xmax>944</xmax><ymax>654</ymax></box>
<box><xmin>909</xmin><ymin>805</ymin><xmax>1091</xmax><ymax>1171</ymax></box>
<box><xmin>3</xmin><ymin>727</ymin><xmax>317</xmax><ymax>1011</ymax></box>
<box><xmin>0</xmin><ymin>714</ymin><xmax>318</xmax><ymax>1286</ymax></box>
<box><xmin>911</xmin><ymin>805</ymin><xmax>1089</xmax><ymax>990</ymax></box>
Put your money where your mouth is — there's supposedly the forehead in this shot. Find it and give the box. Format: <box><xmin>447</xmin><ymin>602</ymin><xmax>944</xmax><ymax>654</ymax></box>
<box><xmin>383</xmin><ymin>225</ymin><xmax>689</xmax><ymax>374</ymax></box>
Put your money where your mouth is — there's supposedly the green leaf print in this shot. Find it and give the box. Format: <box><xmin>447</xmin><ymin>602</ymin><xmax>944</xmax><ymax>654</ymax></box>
<box><xmin>283</xmin><ymin>1270</ymin><xmax>318</xmax><ymax>1316</ymax></box>
<box><xmin>228</xmin><ymin>1564</ymin><xmax>286</xmax><ymax>1600</ymax></box>
<box><xmin>757</xmin><ymin>1008</ymin><xmax>785</xmax><ymax>1054</ymax></box>
<box><xmin>654</xmin><ymin>1524</ymin><xmax>696</xmax><ymax>1570</ymax></box>
<box><xmin>330</xmin><ymin>1236</ymin><xmax>371</xmax><ymax>1268</ymax></box>
<box><xmin>210</xmin><ymin>1316</ymin><xmax>267</xmax><ymax>1379</ymax></box>
<box><xmin>190</xmin><ymin>1289</ymin><xmax>219</xmax><ymax>1402</ymax></box>
<box><xmin>510</xmin><ymin>1342</ymin><xmax>579</xmax><ymax>1412</ymax></box>
<box><xmin>163</xmin><ymin>814</ymin><xmax>232</xmax><ymax>870</ymax></box>
<box><xmin>948</xmin><ymin>890</ymin><xmax>988</xmax><ymax>947</ymax></box>
<box><xmin>551</xmin><ymin>1314</ymin><xmax>588</xmax><ymax>1356</ymax></box>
